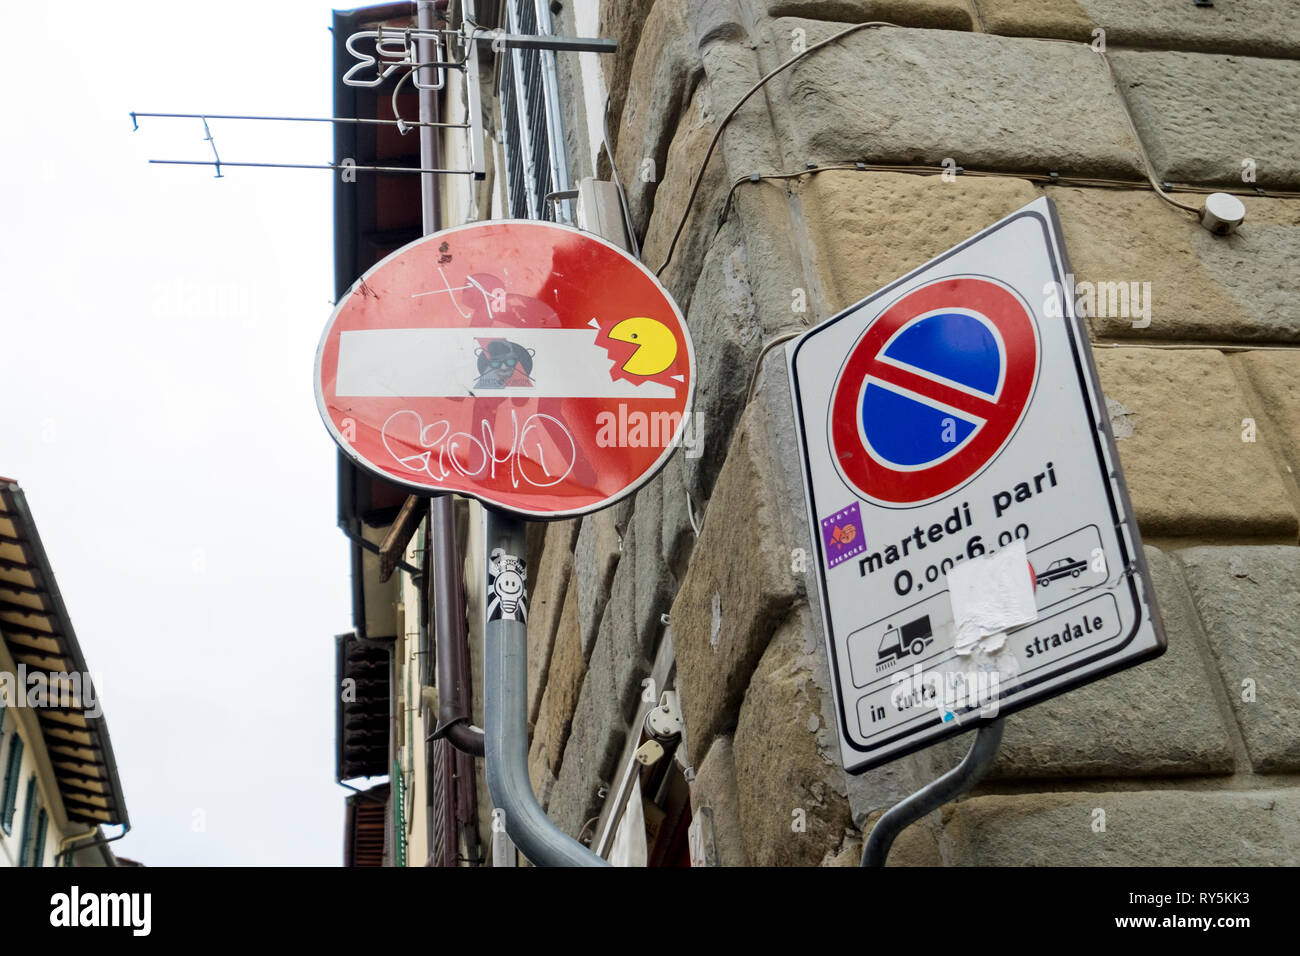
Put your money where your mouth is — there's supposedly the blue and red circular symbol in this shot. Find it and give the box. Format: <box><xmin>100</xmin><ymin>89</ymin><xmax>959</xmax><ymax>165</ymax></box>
<box><xmin>830</xmin><ymin>276</ymin><xmax>1039</xmax><ymax>506</ymax></box>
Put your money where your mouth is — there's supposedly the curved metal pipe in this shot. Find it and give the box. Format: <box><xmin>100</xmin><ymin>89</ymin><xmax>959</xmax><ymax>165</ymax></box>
<box><xmin>430</xmin><ymin>496</ymin><xmax>485</xmax><ymax>756</ymax></box>
<box><xmin>434</xmin><ymin>718</ymin><xmax>485</xmax><ymax>756</ymax></box>
<box><xmin>55</xmin><ymin>823</ymin><xmax>131</xmax><ymax>867</ymax></box>
<box><xmin>862</xmin><ymin>717</ymin><xmax>1004</xmax><ymax>867</ymax></box>
<box><xmin>482</xmin><ymin>507</ymin><xmax>607</xmax><ymax>867</ymax></box>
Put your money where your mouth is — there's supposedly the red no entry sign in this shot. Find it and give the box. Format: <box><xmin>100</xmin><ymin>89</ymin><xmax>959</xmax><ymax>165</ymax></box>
<box><xmin>829</xmin><ymin>277</ymin><xmax>1039</xmax><ymax>506</ymax></box>
<box><xmin>315</xmin><ymin>220</ymin><xmax>695</xmax><ymax>518</ymax></box>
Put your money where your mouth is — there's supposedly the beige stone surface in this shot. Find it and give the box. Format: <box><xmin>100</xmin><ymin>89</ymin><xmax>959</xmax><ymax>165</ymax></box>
<box><xmin>769</xmin><ymin>22</ymin><xmax>1145</xmax><ymax>179</ymax></box>
<box><xmin>1092</xmin><ymin>347</ymin><xmax>1297</xmax><ymax>537</ymax></box>
<box><xmin>933</xmin><ymin>547</ymin><xmax>1235</xmax><ymax>777</ymax></box>
<box><xmin>1177</xmin><ymin>546</ymin><xmax>1300</xmax><ymax>772</ymax></box>
<box><xmin>599</xmin><ymin>0</ymin><xmax>659</xmax><ymax>159</ymax></box>
<box><xmin>689</xmin><ymin>736</ymin><xmax>751</xmax><ymax>866</ymax></box>
<box><xmin>661</xmin><ymin>453</ymin><xmax>696</xmax><ymax>580</ymax></box>
<box><xmin>682</xmin><ymin>222</ymin><xmax>763</xmax><ymax>505</ymax></box>
<box><xmin>820</xmin><ymin>830</ymin><xmax>864</xmax><ymax>866</ymax></box>
<box><xmin>641</xmin><ymin>87</ymin><xmax>729</xmax><ymax>309</ymax></box>
<box><xmin>824</xmin><ymin>815</ymin><xmax>943</xmax><ymax>867</ymax></box>
<box><xmin>528</xmin><ymin>577</ymin><xmax>585</xmax><ymax>795</ymax></box>
<box><xmin>525</xmin><ymin>519</ymin><xmax>578</xmax><ymax>726</ymax></box>
<box><xmin>799</xmin><ymin>171</ymin><xmax>1040</xmax><ymax>312</ymax></box>
<box><xmin>942</xmin><ymin>789</ymin><xmax>1300</xmax><ymax>865</ymax></box>
<box><xmin>851</xmin><ymin>810</ymin><xmax>944</xmax><ymax>866</ymax></box>
<box><xmin>574</xmin><ymin>510</ymin><xmax>622</xmax><ymax>658</ymax></box>
<box><xmin>671</xmin><ymin>403</ymin><xmax>801</xmax><ymax>767</ymax></box>
<box><xmin>1109</xmin><ymin>50</ymin><xmax>1300</xmax><ymax>189</ymax></box>
<box><xmin>546</xmin><ymin>633</ymin><xmax>644</xmax><ymax>838</ymax></box>
<box><xmin>1051</xmin><ymin>187</ymin><xmax>1300</xmax><ymax>342</ymax></box>
<box><xmin>981</xmin><ymin>0</ymin><xmax>1300</xmax><ymax>57</ymax></box>
<box><xmin>630</xmin><ymin>476</ymin><xmax>674</xmax><ymax>653</ymax></box>
<box><xmin>733</xmin><ymin>607</ymin><xmax>853</xmax><ymax>866</ymax></box>
<box><xmin>761</xmin><ymin>0</ymin><xmax>973</xmax><ymax>30</ymax></box>
<box><xmin>613</xmin><ymin>0</ymin><xmax>700</xmax><ymax>239</ymax></box>
<box><xmin>1081</xmin><ymin>0</ymin><xmax>1300</xmax><ymax>59</ymax></box>
<box><xmin>1241</xmin><ymin>351</ymin><xmax>1300</xmax><ymax>479</ymax></box>
<box><xmin>975</xmin><ymin>0</ymin><xmax>1094</xmax><ymax>41</ymax></box>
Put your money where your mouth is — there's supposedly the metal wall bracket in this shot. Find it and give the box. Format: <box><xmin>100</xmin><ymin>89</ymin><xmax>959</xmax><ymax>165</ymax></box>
<box><xmin>861</xmin><ymin>718</ymin><xmax>1005</xmax><ymax>867</ymax></box>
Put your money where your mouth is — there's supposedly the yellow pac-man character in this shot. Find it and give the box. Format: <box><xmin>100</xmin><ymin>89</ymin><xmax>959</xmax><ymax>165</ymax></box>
<box><xmin>607</xmin><ymin>316</ymin><xmax>678</xmax><ymax>376</ymax></box>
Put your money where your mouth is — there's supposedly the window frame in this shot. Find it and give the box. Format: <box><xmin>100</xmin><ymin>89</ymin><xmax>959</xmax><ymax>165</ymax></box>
<box><xmin>30</xmin><ymin>807</ymin><xmax>48</xmax><ymax>867</ymax></box>
<box><xmin>18</xmin><ymin>775</ymin><xmax>40</xmax><ymax>866</ymax></box>
<box><xmin>1</xmin><ymin>733</ymin><xmax>25</xmax><ymax>834</ymax></box>
<box><xmin>497</xmin><ymin>0</ymin><xmax>573</xmax><ymax>222</ymax></box>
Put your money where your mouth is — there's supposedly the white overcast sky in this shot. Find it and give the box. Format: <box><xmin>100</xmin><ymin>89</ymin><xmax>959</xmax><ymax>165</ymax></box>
<box><xmin>0</xmin><ymin>1</ymin><xmax>393</xmax><ymax>865</ymax></box>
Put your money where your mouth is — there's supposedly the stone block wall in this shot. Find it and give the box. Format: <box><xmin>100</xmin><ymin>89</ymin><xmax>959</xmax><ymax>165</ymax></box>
<box><xmin>524</xmin><ymin>0</ymin><xmax>1300</xmax><ymax>865</ymax></box>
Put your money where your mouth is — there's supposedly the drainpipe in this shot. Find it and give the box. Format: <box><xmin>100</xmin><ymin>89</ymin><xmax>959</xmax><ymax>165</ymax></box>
<box><xmin>482</xmin><ymin>507</ymin><xmax>607</xmax><ymax>866</ymax></box>
<box><xmin>417</xmin><ymin>0</ymin><xmax>484</xmax><ymax>758</ymax></box>
<box><xmin>428</xmin><ymin>497</ymin><xmax>484</xmax><ymax>755</ymax></box>
<box><xmin>55</xmin><ymin>823</ymin><xmax>130</xmax><ymax>866</ymax></box>
<box><xmin>416</xmin><ymin>0</ymin><xmax>443</xmax><ymax>234</ymax></box>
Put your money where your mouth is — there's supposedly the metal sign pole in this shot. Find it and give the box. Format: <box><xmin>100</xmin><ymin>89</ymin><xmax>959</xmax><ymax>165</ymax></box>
<box><xmin>415</xmin><ymin>0</ymin><xmax>485</xmax><ymax>759</ymax></box>
<box><xmin>311</xmin><ymin>5</ymin><xmax>628</xmax><ymax>866</ymax></box>
<box><xmin>861</xmin><ymin>717</ymin><xmax>1004</xmax><ymax>867</ymax></box>
<box><xmin>482</xmin><ymin>506</ymin><xmax>608</xmax><ymax>866</ymax></box>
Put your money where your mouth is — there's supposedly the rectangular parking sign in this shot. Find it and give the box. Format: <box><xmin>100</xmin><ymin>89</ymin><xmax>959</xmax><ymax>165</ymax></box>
<box><xmin>788</xmin><ymin>197</ymin><xmax>1165</xmax><ymax>774</ymax></box>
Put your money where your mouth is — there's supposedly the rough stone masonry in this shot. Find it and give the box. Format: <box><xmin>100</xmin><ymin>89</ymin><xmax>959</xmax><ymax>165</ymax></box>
<box><xmin>522</xmin><ymin>0</ymin><xmax>1300</xmax><ymax>865</ymax></box>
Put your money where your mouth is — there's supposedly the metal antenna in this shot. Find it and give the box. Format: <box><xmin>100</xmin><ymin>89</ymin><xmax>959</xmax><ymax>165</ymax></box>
<box><xmin>131</xmin><ymin>111</ymin><xmax>468</xmax><ymax>130</ymax></box>
<box><xmin>130</xmin><ymin>11</ymin><xmax>615</xmax><ymax>181</ymax></box>
<box><xmin>200</xmin><ymin>117</ymin><xmax>222</xmax><ymax>178</ymax></box>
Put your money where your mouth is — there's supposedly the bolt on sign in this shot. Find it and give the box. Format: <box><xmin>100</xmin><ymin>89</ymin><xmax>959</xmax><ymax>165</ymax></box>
<box><xmin>788</xmin><ymin>197</ymin><xmax>1166</xmax><ymax>774</ymax></box>
<box><xmin>315</xmin><ymin>220</ymin><xmax>695</xmax><ymax>518</ymax></box>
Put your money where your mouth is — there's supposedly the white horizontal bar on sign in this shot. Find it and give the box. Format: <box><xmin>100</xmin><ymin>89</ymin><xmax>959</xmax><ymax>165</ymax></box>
<box><xmin>335</xmin><ymin>328</ymin><xmax>676</xmax><ymax>399</ymax></box>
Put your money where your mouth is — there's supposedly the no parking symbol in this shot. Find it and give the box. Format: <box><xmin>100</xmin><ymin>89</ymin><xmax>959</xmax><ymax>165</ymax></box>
<box><xmin>829</xmin><ymin>276</ymin><xmax>1039</xmax><ymax>507</ymax></box>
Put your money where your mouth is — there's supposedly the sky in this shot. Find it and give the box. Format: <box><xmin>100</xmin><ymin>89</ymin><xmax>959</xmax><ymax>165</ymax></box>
<box><xmin>0</xmin><ymin>1</ymin><xmax>390</xmax><ymax>865</ymax></box>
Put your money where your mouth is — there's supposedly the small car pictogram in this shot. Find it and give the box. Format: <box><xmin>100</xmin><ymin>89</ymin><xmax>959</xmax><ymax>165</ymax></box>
<box><xmin>1035</xmin><ymin>556</ymin><xmax>1087</xmax><ymax>587</ymax></box>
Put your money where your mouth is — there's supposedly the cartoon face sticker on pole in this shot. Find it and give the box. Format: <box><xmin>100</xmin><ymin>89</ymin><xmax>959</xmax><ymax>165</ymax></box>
<box><xmin>314</xmin><ymin>220</ymin><xmax>697</xmax><ymax>519</ymax></box>
<box><xmin>487</xmin><ymin>548</ymin><xmax>527</xmax><ymax>622</ymax></box>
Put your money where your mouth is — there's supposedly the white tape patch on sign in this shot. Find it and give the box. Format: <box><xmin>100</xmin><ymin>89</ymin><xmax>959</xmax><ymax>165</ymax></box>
<box><xmin>946</xmin><ymin>540</ymin><xmax>1038</xmax><ymax>655</ymax></box>
<box><xmin>335</xmin><ymin>328</ymin><xmax>678</xmax><ymax>399</ymax></box>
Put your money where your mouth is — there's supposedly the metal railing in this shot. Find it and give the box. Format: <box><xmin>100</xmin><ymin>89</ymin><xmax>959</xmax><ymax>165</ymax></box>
<box><xmin>500</xmin><ymin>0</ymin><xmax>572</xmax><ymax>222</ymax></box>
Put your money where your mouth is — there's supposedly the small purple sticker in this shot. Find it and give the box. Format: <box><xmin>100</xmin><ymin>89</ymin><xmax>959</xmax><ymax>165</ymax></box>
<box><xmin>820</xmin><ymin>503</ymin><xmax>866</xmax><ymax>569</ymax></box>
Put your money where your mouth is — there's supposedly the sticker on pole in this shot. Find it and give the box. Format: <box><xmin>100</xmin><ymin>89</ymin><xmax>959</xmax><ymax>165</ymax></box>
<box><xmin>788</xmin><ymin>197</ymin><xmax>1166</xmax><ymax>775</ymax></box>
<box><xmin>315</xmin><ymin>220</ymin><xmax>695</xmax><ymax>518</ymax></box>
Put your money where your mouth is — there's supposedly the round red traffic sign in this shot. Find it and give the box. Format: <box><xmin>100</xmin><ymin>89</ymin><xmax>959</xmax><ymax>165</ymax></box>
<box><xmin>315</xmin><ymin>220</ymin><xmax>695</xmax><ymax>518</ymax></box>
<box><xmin>829</xmin><ymin>276</ymin><xmax>1038</xmax><ymax>506</ymax></box>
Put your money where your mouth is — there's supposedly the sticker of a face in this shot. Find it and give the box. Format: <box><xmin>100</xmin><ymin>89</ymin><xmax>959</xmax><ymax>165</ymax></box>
<box><xmin>474</xmin><ymin>339</ymin><xmax>535</xmax><ymax>388</ymax></box>
<box><xmin>487</xmin><ymin>548</ymin><xmax>528</xmax><ymax>622</ymax></box>
<box><xmin>495</xmin><ymin>569</ymin><xmax>524</xmax><ymax>615</ymax></box>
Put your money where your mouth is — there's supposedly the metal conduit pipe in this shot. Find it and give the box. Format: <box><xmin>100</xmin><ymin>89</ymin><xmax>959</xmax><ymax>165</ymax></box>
<box><xmin>430</xmin><ymin>496</ymin><xmax>484</xmax><ymax>756</ymax></box>
<box><xmin>417</xmin><ymin>0</ymin><xmax>483</xmax><ymax>759</ymax></box>
<box><xmin>482</xmin><ymin>507</ymin><xmax>607</xmax><ymax>866</ymax></box>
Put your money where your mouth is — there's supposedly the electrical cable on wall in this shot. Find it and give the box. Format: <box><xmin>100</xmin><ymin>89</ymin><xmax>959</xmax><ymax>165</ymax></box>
<box><xmin>602</xmin><ymin>94</ymin><xmax>641</xmax><ymax>260</ymax></box>
<box><xmin>654</xmin><ymin>22</ymin><xmax>1254</xmax><ymax>277</ymax></box>
<box><xmin>655</xmin><ymin>21</ymin><xmax>901</xmax><ymax>276</ymax></box>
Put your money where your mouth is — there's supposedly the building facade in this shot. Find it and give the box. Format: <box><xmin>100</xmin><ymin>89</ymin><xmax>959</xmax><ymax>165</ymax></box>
<box><xmin>0</xmin><ymin>479</ymin><xmax>129</xmax><ymax>867</ymax></box>
<box><xmin>332</xmin><ymin>0</ymin><xmax>1300</xmax><ymax>865</ymax></box>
